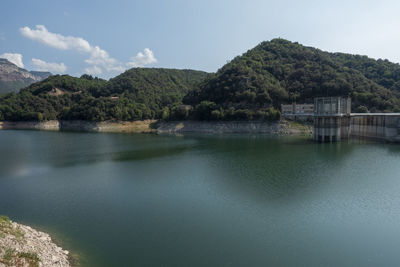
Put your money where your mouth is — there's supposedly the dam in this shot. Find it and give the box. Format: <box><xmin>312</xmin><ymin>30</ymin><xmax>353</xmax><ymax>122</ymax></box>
<box><xmin>313</xmin><ymin>97</ymin><xmax>400</xmax><ymax>143</ymax></box>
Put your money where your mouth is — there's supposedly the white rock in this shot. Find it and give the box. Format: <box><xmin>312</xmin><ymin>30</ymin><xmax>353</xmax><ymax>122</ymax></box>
<box><xmin>0</xmin><ymin>220</ymin><xmax>71</xmax><ymax>267</ymax></box>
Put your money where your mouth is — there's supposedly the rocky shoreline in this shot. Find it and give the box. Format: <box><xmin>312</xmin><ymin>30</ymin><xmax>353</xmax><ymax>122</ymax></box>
<box><xmin>0</xmin><ymin>120</ymin><xmax>157</xmax><ymax>133</ymax></box>
<box><xmin>0</xmin><ymin>216</ymin><xmax>70</xmax><ymax>267</ymax></box>
<box><xmin>156</xmin><ymin>120</ymin><xmax>312</xmax><ymax>135</ymax></box>
<box><xmin>0</xmin><ymin>120</ymin><xmax>312</xmax><ymax>135</ymax></box>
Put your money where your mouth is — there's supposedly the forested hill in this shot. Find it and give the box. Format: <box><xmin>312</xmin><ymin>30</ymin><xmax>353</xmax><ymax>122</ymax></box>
<box><xmin>0</xmin><ymin>68</ymin><xmax>210</xmax><ymax>121</ymax></box>
<box><xmin>2</xmin><ymin>39</ymin><xmax>400</xmax><ymax>122</ymax></box>
<box><xmin>185</xmin><ymin>39</ymin><xmax>400</xmax><ymax>120</ymax></box>
<box><xmin>330</xmin><ymin>53</ymin><xmax>400</xmax><ymax>93</ymax></box>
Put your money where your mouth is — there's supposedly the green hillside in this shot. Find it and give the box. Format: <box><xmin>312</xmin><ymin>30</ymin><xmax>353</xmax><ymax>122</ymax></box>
<box><xmin>1</xmin><ymin>39</ymin><xmax>400</xmax><ymax>122</ymax></box>
<box><xmin>331</xmin><ymin>53</ymin><xmax>400</xmax><ymax>94</ymax></box>
<box><xmin>0</xmin><ymin>80</ymin><xmax>29</xmax><ymax>94</ymax></box>
<box><xmin>186</xmin><ymin>39</ymin><xmax>400</xmax><ymax>120</ymax></box>
<box><xmin>0</xmin><ymin>68</ymin><xmax>210</xmax><ymax>121</ymax></box>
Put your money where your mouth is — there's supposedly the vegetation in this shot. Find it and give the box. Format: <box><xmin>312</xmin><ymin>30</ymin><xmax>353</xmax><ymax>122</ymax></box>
<box><xmin>0</xmin><ymin>80</ymin><xmax>30</xmax><ymax>94</ymax></box>
<box><xmin>1</xmin><ymin>39</ymin><xmax>400</xmax><ymax>122</ymax></box>
<box><xmin>331</xmin><ymin>53</ymin><xmax>400</xmax><ymax>93</ymax></box>
<box><xmin>0</xmin><ymin>215</ymin><xmax>24</xmax><ymax>240</ymax></box>
<box><xmin>185</xmin><ymin>39</ymin><xmax>400</xmax><ymax>119</ymax></box>
<box><xmin>0</xmin><ymin>248</ymin><xmax>40</xmax><ymax>267</ymax></box>
<box><xmin>18</xmin><ymin>252</ymin><xmax>40</xmax><ymax>267</ymax></box>
<box><xmin>0</xmin><ymin>215</ymin><xmax>40</xmax><ymax>267</ymax></box>
<box><xmin>0</xmin><ymin>69</ymin><xmax>209</xmax><ymax>121</ymax></box>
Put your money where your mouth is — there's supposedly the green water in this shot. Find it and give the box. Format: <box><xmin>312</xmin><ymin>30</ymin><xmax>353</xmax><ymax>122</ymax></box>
<box><xmin>1</xmin><ymin>130</ymin><xmax>400</xmax><ymax>266</ymax></box>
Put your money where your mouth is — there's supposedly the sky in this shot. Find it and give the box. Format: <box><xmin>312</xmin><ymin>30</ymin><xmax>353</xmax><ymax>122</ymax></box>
<box><xmin>1</xmin><ymin>0</ymin><xmax>400</xmax><ymax>79</ymax></box>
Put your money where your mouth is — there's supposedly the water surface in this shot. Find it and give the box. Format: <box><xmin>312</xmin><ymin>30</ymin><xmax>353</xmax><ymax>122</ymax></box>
<box><xmin>1</xmin><ymin>130</ymin><xmax>400</xmax><ymax>266</ymax></box>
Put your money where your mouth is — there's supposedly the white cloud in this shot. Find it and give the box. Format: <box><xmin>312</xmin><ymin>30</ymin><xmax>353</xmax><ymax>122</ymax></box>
<box><xmin>84</xmin><ymin>66</ymin><xmax>102</xmax><ymax>75</ymax></box>
<box><xmin>126</xmin><ymin>48</ymin><xmax>157</xmax><ymax>68</ymax></box>
<box><xmin>32</xmin><ymin>58</ymin><xmax>67</xmax><ymax>73</ymax></box>
<box><xmin>20</xmin><ymin>25</ymin><xmax>91</xmax><ymax>52</ymax></box>
<box><xmin>21</xmin><ymin>25</ymin><xmax>121</xmax><ymax>74</ymax></box>
<box><xmin>84</xmin><ymin>45</ymin><xmax>124</xmax><ymax>72</ymax></box>
<box><xmin>0</xmin><ymin>53</ymin><xmax>24</xmax><ymax>68</ymax></box>
<box><xmin>20</xmin><ymin>25</ymin><xmax>158</xmax><ymax>75</ymax></box>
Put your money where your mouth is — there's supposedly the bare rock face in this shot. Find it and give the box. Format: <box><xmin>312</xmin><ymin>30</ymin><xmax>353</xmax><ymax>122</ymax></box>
<box><xmin>156</xmin><ymin>120</ymin><xmax>313</xmax><ymax>135</ymax></box>
<box><xmin>0</xmin><ymin>59</ymin><xmax>51</xmax><ymax>93</ymax></box>
<box><xmin>0</xmin><ymin>216</ymin><xmax>71</xmax><ymax>267</ymax></box>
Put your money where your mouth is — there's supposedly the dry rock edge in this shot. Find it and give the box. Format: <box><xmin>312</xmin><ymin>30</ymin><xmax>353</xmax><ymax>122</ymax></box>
<box><xmin>0</xmin><ymin>219</ymin><xmax>70</xmax><ymax>267</ymax></box>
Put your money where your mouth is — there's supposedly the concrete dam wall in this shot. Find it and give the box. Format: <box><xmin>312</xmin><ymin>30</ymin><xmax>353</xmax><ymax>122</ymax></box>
<box><xmin>314</xmin><ymin>114</ymin><xmax>400</xmax><ymax>143</ymax></box>
<box><xmin>350</xmin><ymin>114</ymin><xmax>400</xmax><ymax>142</ymax></box>
<box><xmin>312</xmin><ymin>97</ymin><xmax>400</xmax><ymax>143</ymax></box>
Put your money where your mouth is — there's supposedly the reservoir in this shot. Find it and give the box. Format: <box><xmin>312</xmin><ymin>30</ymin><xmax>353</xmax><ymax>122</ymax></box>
<box><xmin>1</xmin><ymin>130</ymin><xmax>400</xmax><ymax>266</ymax></box>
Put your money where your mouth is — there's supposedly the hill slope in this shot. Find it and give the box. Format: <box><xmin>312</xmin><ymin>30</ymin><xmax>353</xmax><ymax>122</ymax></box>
<box><xmin>0</xmin><ymin>59</ymin><xmax>51</xmax><ymax>94</ymax></box>
<box><xmin>2</xmin><ymin>39</ymin><xmax>400</xmax><ymax>122</ymax></box>
<box><xmin>331</xmin><ymin>53</ymin><xmax>400</xmax><ymax>93</ymax></box>
<box><xmin>0</xmin><ymin>68</ymin><xmax>210</xmax><ymax>121</ymax></box>
<box><xmin>185</xmin><ymin>39</ymin><xmax>400</xmax><ymax>120</ymax></box>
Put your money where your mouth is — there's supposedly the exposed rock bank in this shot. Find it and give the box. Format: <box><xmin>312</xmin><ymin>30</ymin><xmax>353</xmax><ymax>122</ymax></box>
<box><xmin>0</xmin><ymin>121</ymin><xmax>60</xmax><ymax>131</ymax></box>
<box><xmin>0</xmin><ymin>120</ymin><xmax>312</xmax><ymax>135</ymax></box>
<box><xmin>0</xmin><ymin>216</ymin><xmax>70</xmax><ymax>267</ymax></box>
<box><xmin>157</xmin><ymin>120</ymin><xmax>312</xmax><ymax>135</ymax></box>
<box><xmin>0</xmin><ymin>120</ymin><xmax>156</xmax><ymax>133</ymax></box>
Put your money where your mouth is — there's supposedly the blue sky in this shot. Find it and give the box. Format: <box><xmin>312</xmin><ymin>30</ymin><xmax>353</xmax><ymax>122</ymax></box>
<box><xmin>1</xmin><ymin>0</ymin><xmax>400</xmax><ymax>78</ymax></box>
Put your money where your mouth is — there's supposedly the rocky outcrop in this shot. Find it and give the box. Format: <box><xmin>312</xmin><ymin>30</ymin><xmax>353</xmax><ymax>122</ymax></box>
<box><xmin>59</xmin><ymin>120</ymin><xmax>156</xmax><ymax>133</ymax></box>
<box><xmin>0</xmin><ymin>59</ymin><xmax>51</xmax><ymax>93</ymax></box>
<box><xmin>29</xmin><ymin>71</ymin><xmax>52</xmax><ymax>81</ymax></box>
<box><xmin>0</xmin><ymin>216</ymin><xmax>70</xmax><ymax>267</ymax></box>
<box><xmin>0</xmin><ymin>121</ymin><xmax>60</xmax><ymax>131</ymax></box>
<box><xmin>0</xmin><ymin>120</ymin><xmax>312</xmax><ymax>135</ymax></box>
<box><xmin>157</xmin><ymin>120</ymin><xmax>312</xmax><ymax>135</ymax></box>
<box><xmin>0</xmin><ymin>120</ymin><xmax>157</xmax><ymax>133</ymax></box>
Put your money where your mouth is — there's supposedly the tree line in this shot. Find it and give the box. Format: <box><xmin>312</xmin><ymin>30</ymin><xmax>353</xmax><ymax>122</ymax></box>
<box><xmin>1</xmin><ymin>39</ymin><xmax>400</xmax><ymax>122</ymax></box>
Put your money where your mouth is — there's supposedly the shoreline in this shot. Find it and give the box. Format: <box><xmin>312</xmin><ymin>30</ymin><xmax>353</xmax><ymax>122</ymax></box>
<box><xmin>0</xmin><ymin>216</ymin><xmax>71</xmax><ymax>266</ymax></box>
<box><xmin>0</xmin><ymin>120</ymin><xmax>157</xmax><ymax>133</ymax></box>
<box><xmin>156</xmin><ymin>120</ymin><xmax>312</xmax><ymax>135</ymax></box>
<box><xmin>0</xmin><ymin>120</ymin><xmax>312</xmax><ymax>135</ymax></box>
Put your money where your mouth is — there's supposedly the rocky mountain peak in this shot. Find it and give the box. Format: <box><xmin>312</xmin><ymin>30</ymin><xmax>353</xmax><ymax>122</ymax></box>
<box><xmin>0</xmin><ymin>58</ymin><xmax>52</xmax><ymax>93</ymax></box>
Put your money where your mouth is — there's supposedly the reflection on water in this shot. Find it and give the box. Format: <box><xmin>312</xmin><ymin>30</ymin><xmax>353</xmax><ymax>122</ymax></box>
<box><xmin>1</xmin><ymin>130</ymin><xmax>400</xmax><ymax>266</ymax></box>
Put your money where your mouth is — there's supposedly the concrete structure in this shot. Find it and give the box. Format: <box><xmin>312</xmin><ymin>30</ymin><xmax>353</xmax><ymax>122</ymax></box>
<box><xmin>281</xmin><ymin>103</ymin><xmax>294</xmax><ymax>115</ymax></box>
<box><xmin>281</xmin><ymin>103</ymin><xmax>314</xmax><ymax>121</ymax></box>
<box><xmin>314</xmin><ymin>97</ymin><xmax>351</xmax><ymax>116</ymax></box>
<box><xmin>281</xmin><ymin>103</ymin><xmax>314</xmax><ymax>115</ymax></box>
<box><xmin>313</xmin><ymin>97</ymin><xmax>400</xmax><ymax>143</ymax></box>
<box><xmin>350</xmin><ymin>114</ymin><xmax>400</xmax><ymax>142</ymax></box>
<box><xmin>313</xmin><ymin>97</ymin><xmax>351</xmax><ymax>142</ymax></box>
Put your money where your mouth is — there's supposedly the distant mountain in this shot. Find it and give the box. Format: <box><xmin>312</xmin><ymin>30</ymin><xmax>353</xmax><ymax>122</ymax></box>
<box><xmin>185</xmin><ymin>39</ymin><xmax>400</xmax><ymax>120</ymax></box>
<box><xmin>29</xmin><ymin>71</ymin><xmax>52</xmax><ymax>80</ymax></box>
<box><xmin>0</xmin><ymin>58</ymin><xmax>52</xmax><ymax>94</ymax></box>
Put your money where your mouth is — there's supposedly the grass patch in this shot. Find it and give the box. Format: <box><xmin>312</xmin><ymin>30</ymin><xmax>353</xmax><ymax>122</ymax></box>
<box><xmin>18</xmin><ymin>252</ymin><xmax>40</xmax><ymax>267</ymax></box>
<box><xmin>0</xmin><ymin>215</ymin><xmax>25</xmax><ymax>241</ymax></box>
<box><xmin>286</xmin><ymin>120</ymin><xmax>312</xmax><ymax>132</ymax></box>
<box><xmin>0</xmin><ymin>215</ymin><xmax>11</xmax><ymax>228</ymax></box>
<box><xmin>0</xmin><ymin>248</ymin><xmax>40</xmax><ymax>267</ymax></box>
<box><xmin>13</xmin><ymin>226</ymin><xmax>25</xmax><ymax>241</ymax></box>
<box><xmin>0</xmin><ymin>216</ymin><xmax>39</xmax><ymax>267</ymax></box>
<box><xmin>3</xmin><ymin>247</ymin><xmax>15</xmax><ymax>265</ymax></box>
